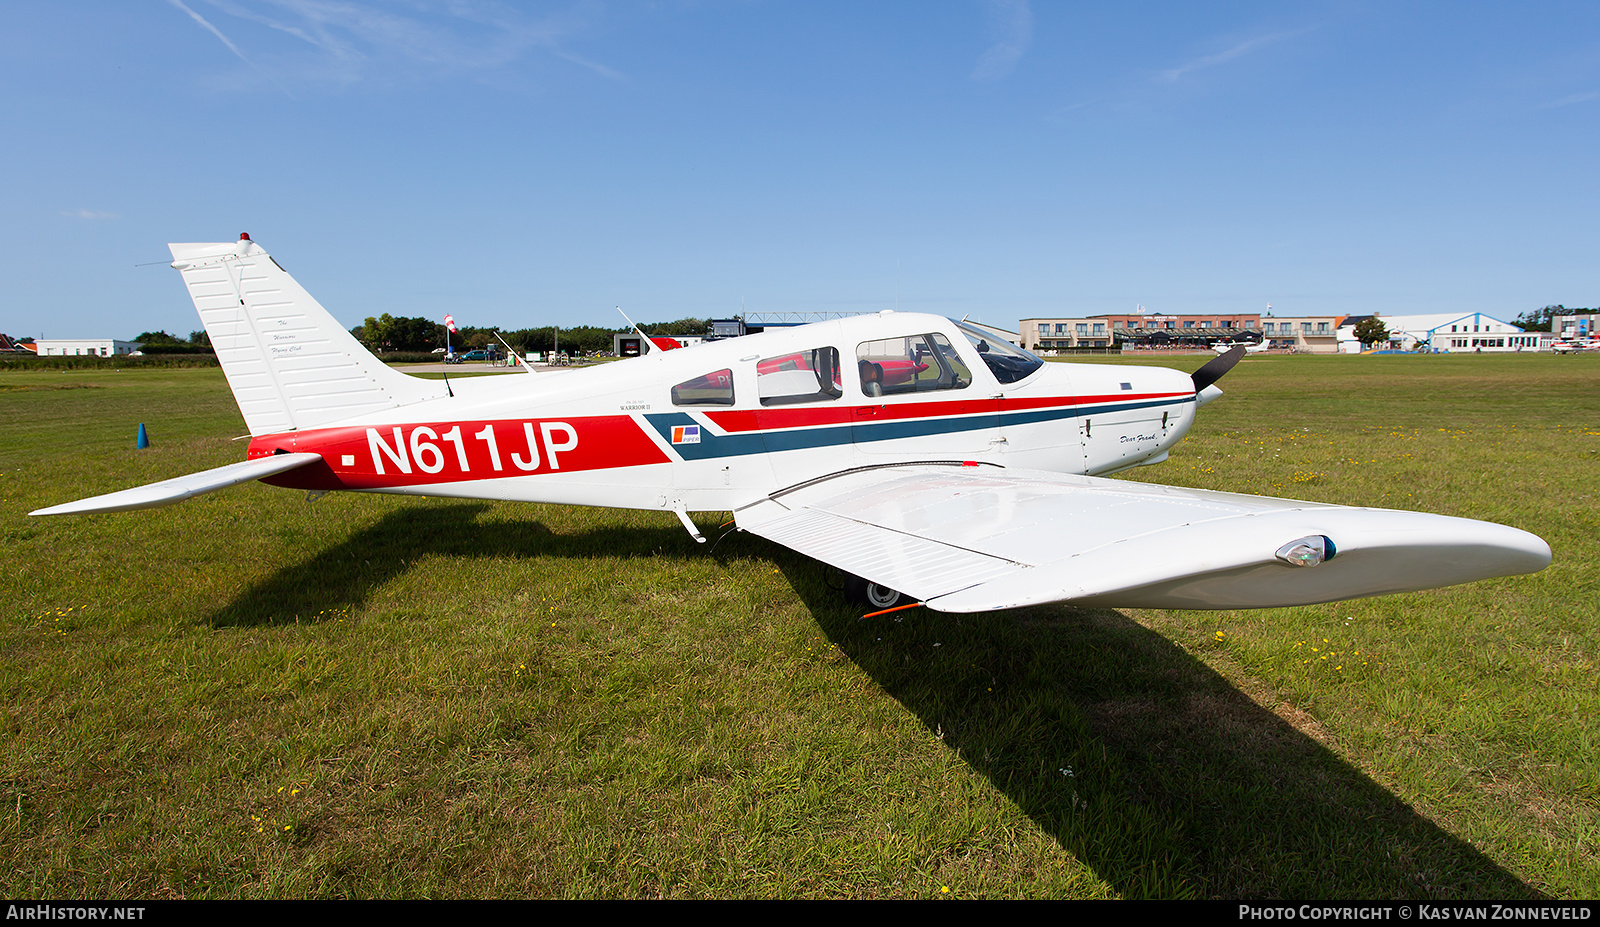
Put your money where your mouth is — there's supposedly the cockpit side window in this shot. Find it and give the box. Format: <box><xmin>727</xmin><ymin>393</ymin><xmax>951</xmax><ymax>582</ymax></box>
<box><xmin>756</xmin><ymin>347</ymin><xmax>843</xmax><ymax>406</ymax></box>
<box><xmin>856</xmin><ymin>333</ymin><xmax>971</xmax><ymax>396</ymax></box>
<box><xmin>671</xmin><ymin>369</ymin><xmax>734</xmax><ymax>406</ymax></box>
<box><xmin>951</xmin><ymin>320</ymin><xmax>1043</xmax><ymax>384</ymax></box>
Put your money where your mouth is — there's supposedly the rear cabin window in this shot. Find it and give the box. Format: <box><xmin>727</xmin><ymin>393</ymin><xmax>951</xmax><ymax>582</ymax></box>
<box><xmin>756</xmin><ymin>347</ymin><xmax>842</xmax><ymax>406</ymax></box>
<box><xmin>856</xmin><ymin>333</ymin><xmax>971</xmax><ymax>397</ymax></box>
<box><xmin>671</xmin><ymin>369</ymin><xmax>734</xmax><ymax>406</ymax></box>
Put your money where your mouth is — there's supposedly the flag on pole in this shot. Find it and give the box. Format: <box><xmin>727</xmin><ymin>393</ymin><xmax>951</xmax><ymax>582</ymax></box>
<box><xmin>444</xmin><ymin>314</ymin><xmax>457</xmax><ymax>333</ymax></box>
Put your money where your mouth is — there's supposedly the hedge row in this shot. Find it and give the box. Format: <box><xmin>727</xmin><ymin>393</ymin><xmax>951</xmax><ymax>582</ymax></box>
<box><xmin>0</xmin><ymin>355</ymin><xmax>221</xmax><ymax>370</ymax></box>
<box><xmin>3</xmin><ymin>351</ymin><xmax>470</xmax><ymax>370</ymax></box>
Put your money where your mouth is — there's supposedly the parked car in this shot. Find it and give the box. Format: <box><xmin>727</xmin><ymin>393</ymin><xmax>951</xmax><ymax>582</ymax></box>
<box><xmin>459</xmin><ymin>349</ymin><xmax>488</xmax><ymax>361</ymax></box>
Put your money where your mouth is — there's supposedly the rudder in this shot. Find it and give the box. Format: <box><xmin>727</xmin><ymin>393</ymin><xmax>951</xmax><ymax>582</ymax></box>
<box><xmin>169</xmin><ymin>236</ymin><xmax>441</xmax><ymax>435</ymax></box>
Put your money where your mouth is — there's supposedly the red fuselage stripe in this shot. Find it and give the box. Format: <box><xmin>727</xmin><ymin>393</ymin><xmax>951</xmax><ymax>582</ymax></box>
<box><xmin>247</xmin><ymin>415</ymin><xmax>670</xmax><ymax>490</ymax></box>
<box><xmin>703</xmin><ymin>392</ymin><xmax>1191</xmax><ymax>433</ymax></box>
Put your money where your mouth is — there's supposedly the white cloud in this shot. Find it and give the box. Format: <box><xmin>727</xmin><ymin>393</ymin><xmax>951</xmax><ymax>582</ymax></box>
<box><xmin>62</xmin><ymin>209</ymin><xmax>119</xmax><ymax>220</ymax></box>
<box><xmin>1157</xmin><ymin>29</ymin><xmax>1306</xmax><ymax>84</ymax></box>
<box><xmin>1540</xmin><ymin>90</ymin><xmax>1600</xmax><ymax>109</ymax></box>
<box><xmin>971</xmin><ymin>0</ymin><xmax>1033</xmax><ymax>82</ymax></box>
<box><xmin>174</xmin><ymin>0</ymin><xmax>624</xmax><ymax>90</ymax></box>
<box><xmin>167</xmin><ymin>0</ymin><xmax>256</xmax><ymax>67</ymax></box>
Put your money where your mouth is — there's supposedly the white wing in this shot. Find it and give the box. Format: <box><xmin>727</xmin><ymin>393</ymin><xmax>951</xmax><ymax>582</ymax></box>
<box><xmin>30</xmin><ymin>453</ymin><xmax>324</xmax><ymax>516</ymax></box>
<box><xmin>734</xmin><ymin>463</ymin><xmax>1550</xmax><ymax>612</ymax></box>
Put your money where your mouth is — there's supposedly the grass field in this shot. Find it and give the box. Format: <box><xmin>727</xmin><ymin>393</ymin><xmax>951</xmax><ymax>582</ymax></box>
<box><xmin>2</xmin><ymin>354</ymin><xmax>1596</xmax><ymax>899</ymax></box>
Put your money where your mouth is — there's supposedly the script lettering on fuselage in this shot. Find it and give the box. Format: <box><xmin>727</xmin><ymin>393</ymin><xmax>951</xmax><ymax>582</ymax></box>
<box><xmin>365</xmin><ymin>421</ymin><xmax>580</xmax><ymax>475</ymax></box>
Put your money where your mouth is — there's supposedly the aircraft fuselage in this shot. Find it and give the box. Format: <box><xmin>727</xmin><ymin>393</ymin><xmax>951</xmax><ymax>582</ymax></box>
<box><xmin>250</xmin><ymin>313</ymin><xmax>1200</xmax><ymax>515</ymax></box>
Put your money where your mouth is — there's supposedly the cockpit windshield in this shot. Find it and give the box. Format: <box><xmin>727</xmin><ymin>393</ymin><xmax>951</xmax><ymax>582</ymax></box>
<box><xmin>951</xmin><ymin>320</ymin><xmax>1044</xmax><ymax>384</ymax></box>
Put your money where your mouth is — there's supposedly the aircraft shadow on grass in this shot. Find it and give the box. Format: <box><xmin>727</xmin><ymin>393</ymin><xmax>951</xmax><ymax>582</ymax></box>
<box><xmin>206</xmin><ymin>502</ymin><xmax>695</xmax><ymax>629</ymax></box>
<box><xmin>208</xmin><ymin>505</ymin><xmax>1540</xmax><ymax>900</ymax></box>
<box><xmin>764</xmin><ymin>548</ymin><xmax>1543</xmax><ymax>901</ymax></box>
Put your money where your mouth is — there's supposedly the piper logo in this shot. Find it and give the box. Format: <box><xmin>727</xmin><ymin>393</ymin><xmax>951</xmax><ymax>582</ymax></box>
<box><xmin>671</xmin><ymin>424</ymin><xmax>701</xmax><ymax>445</ymax></box>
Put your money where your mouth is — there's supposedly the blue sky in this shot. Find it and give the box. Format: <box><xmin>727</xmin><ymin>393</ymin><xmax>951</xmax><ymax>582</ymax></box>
<box><xmin>5</xmin><ymin>1</ymin><xmax>1599</xmax><ymax>339</ymax></box>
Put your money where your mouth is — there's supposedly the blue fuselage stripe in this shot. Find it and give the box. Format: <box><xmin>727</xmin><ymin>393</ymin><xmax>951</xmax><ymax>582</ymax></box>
<box><xmin>646</xmin><ymin>395</ymin><xmax>1192</xmax><ymax>460</ymax></box>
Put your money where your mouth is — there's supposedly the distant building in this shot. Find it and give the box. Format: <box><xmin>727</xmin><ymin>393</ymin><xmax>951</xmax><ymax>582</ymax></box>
<box><xmin>1019</xmin><ymin>317</ymin><xmax>1112</xmax><ymax>350</ymax></box>
<box><xmin>1338</xmin><ymin>313</ymin><xmax>1542</xmax><ymax>353</ymax></box>
<box><xmin>1553</xmin><ymin>312</ymin><xmax>1600</xmax><ymax>341</ymax></box>
<box><xmin>612</xmin><ymin>333</ymin><xmax>706</xmax><ymax>357</ymax></box>
<box><xmin>1020</xmin><ymin>312</ymin><xmax>1262</xmax><ymax>351</ymax></box>
<box><xmin>33</xmin><ymin>339</ymin><xmax>142</xmax><ymax>357</ymax></box>
<box><xmin>1260</xmin><ymin>316</ymin><xmax>1343</xmax><ymax>353</ymax></box>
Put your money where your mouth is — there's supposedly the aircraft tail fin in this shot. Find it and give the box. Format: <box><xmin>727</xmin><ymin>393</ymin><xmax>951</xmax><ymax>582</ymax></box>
<box><xmin>169</xmin><ymin>236</ymin><xmax>441</xmax><ymax>436</ymax></box>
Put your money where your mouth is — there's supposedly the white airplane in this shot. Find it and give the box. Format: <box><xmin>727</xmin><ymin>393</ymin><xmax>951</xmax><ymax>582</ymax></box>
<box><xmin>33</xmin><ymin>236</ymin><xmax>1550</xmax><ymax>614</ymax></box>
<box><xmin>1211</xmin><ymin>338</ymin><xmax>1269</xmax><ymax>355</ymax></box>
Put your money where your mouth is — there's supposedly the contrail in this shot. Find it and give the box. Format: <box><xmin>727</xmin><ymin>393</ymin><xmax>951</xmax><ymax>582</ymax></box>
<box><xmin>165</xmin><ymin>0</ymin><xmax>295</xmax><ymax>98</ymax></box>
<box><xmin>167</xmin><ymin>0</ymin><xmax>253</xmax><ymax>65</ymax></box>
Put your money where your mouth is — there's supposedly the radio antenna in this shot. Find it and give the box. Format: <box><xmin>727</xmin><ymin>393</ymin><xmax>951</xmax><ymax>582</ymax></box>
<box><xmin>616</xmin><ymin>306</ymin><xmax>654</xmax><ymax>354</ymax></box>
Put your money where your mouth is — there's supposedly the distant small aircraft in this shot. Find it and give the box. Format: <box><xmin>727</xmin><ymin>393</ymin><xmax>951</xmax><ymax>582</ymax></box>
<box><xmin>32</xmin><ymin>236</ymin><xmax>1551</xmax><ymax>613</ymax></box>
<box><xmin>1211</xmin><ymin>338</ymin><xmax>1269</xmax><ymax>355</ymax></box>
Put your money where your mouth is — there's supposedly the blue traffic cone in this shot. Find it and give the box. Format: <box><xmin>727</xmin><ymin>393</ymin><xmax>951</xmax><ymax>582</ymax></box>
<box><xmin>136</xmin><ymin>423</ymin><xmax>149</xmax><ymax>449</ymax></box>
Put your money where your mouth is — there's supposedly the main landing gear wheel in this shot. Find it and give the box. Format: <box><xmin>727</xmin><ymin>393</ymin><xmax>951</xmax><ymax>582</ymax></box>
<box><xmin>843</xmin><ymin>573</ymin><xmax>910</xmax><ymax>611</ymax></box>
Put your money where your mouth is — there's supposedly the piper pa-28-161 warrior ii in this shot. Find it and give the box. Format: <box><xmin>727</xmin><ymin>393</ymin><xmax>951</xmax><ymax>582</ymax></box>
<box><xmin>33</xmin><ymin>236</ymin><xmax>1551</xmax><ymax>614</ymax></box>
<box><xmin>1211</xmin><ymin>338</ymin><xmax>1269</xmax><ymax>355</ymax></box>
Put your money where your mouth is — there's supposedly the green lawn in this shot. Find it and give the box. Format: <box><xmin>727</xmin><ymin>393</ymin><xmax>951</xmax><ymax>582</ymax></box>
<box><xmin>2</xmin><ymin>355</ymin><xmax>1595</xmax><ymax>898</ymax></box>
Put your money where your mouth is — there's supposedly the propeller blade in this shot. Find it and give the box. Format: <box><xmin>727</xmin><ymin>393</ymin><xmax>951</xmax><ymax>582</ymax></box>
<box><xmin>1191</xmin><ymin>345</ymin><xmax>1246</xmax><ymax>392</ymax></box>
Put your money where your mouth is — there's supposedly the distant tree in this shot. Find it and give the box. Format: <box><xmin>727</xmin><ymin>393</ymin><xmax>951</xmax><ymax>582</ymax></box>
<box><xmin>1353</xmin><ymin>317</ymin><xmax>1389</xmax><ymax>348</ymax></box>
<box><xmin>135</xmin><ymin>330</ymin><xmax>184</xmax><ymax>344</ymax></box>
<box><xmin>635</xmin><ymin>317</ymin><xmax>709</xmax><ymax>338</ymax></box>
<box><xmin>357</xmin><ymin>314</ymin><xmax>391</xmax><ymax>351</ymax></box>
<box><xmin>358</xmin><ymin>314</ymin><xmax>445</xmax><ymax>353</ymax></box>
<box><xmin>397</xmin><ymin>315</ymin><xmax>446</xmax><ymax>352</ymax></box>
<box><xmin>564</xmin><ymin>325</ymin><xmax>620</xmax><ymax>354</ymax></box>
<box><xmin>503</xmin><ymin>326</ymin><xmax>559</xmax><ymax>354</ymax></box>
<box><xmin>188</xmin><ymin>330</ymin><xmax>211</xmax><ymax>347</ymax></box>
<box><xmin>1512</xmin><ymin>305</ymin><xmax>1568</xmax><ymax>332</ymax></box>
<box><xmin>349</xmin><ymin>314</ymin><xmax>713</xmax><ymax>357</ymax></box>
<box><xmin>130</xmin><ymin>330</ymin><xmax>208</xmax><ymax>353</ymax></box>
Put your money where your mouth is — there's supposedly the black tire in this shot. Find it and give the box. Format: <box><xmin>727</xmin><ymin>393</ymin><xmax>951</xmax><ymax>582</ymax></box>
<box><xmin>843</xmin><ymin>573</ymin><xmax>908</xmax><ymax>611</ymax></box>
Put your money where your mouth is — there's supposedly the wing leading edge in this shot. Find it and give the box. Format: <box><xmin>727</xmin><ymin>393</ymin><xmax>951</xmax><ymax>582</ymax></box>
<box><xmin>734</xmin><ymin>464</ymin><xmax>1551</xmax><ymax>612</ymax></box>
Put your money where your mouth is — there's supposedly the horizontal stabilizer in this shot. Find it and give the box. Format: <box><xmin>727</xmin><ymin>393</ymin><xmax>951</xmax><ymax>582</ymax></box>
<box><xmin>735</xmin><ymin>464</ymin><xmax>1551</xmax><ymax>612</ymax></box>
<box><xmin>30</xmin><ymin>453</ymin><xmax>323</xmax><ymax>516</ymax></box>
